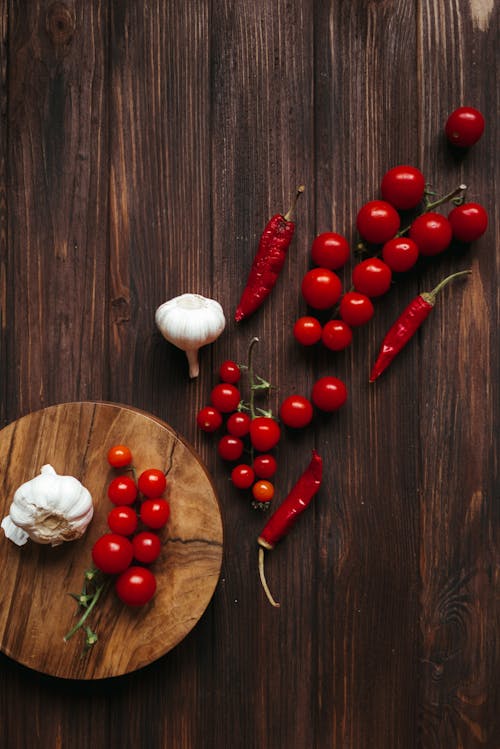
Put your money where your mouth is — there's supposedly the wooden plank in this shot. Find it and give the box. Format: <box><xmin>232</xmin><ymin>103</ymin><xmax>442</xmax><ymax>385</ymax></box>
<box><xmin>417</xmin><ymin>1</ymin><xmax>500</xmax><ymax>746</ymax></box>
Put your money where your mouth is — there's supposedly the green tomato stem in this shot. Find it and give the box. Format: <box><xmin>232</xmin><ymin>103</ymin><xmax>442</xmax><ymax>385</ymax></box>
<box><xmin>64</xmin><ymin>578</ymin><xmax>110</xmax><ymax>643</ymax></box>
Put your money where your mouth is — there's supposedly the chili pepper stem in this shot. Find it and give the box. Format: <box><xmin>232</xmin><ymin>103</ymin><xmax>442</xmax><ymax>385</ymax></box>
<box><xmin>283</xmin><ymin>185</ymin><xmax>305</xmax><ymax>222</ymax></box>
<box><xmin>422</xmin><ymin>269</ymin><xmax>472</xmax><ymax>305</ymax></box>
<box><xmin>258</xmin><ymin>547</ymin><xmax>280</xmax><ymax>608</ymax></box>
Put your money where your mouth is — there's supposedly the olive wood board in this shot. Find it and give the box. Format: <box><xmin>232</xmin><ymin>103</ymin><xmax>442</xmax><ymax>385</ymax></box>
<box><xmin>0</xmin><ymin>402</ymin><xmax>223</xmax><ymax>680</ymax></box>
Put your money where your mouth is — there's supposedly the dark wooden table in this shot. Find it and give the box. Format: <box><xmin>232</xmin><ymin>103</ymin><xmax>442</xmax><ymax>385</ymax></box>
<box><xmin>1</xmin><ymin>1</ymin><xmax>498</xmax><ymax>747</ymax></box>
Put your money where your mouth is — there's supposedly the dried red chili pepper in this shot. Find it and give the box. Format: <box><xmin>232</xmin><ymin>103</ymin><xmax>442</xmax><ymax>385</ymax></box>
<box><xmin>235</xmin><ymin>186</ymin><xmax>305</xmax><ymax>322</ymax></box>
<box><xmin>369</xmin><ymin>270</ymin><xmax>471</xmax><ymax>382</ymax></box>
<box><xmin>257</xmin><ymin>450</ymin><xmax>322</xmax><ymax>607</ymax></box>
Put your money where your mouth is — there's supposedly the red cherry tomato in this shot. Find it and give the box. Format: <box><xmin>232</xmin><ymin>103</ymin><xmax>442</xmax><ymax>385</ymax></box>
<box><xmin>311</xmin><ymin>232</ymin><xmax>350</xmax><ymax>269</ymax></box>
<box><xmin>132</xmin><ymin>531</ymin><xmax>162</xmax><ymax>564</ymax></box>
<box><xmin>107</xmin><ymin>445</ymin><xmax>133</xmax><ymax>468</ymax></box>
<box><xmin>210</xmin><ymin>383</ymin><xmax>241</xmax><ymax>413</ymax></box>
<box><xmin>301</xmin><ymin>268</ymin><xmax>342</xmax><ymax>310</ymax></box>
<box><xmin>138</xmin><ymin>468</ymin><xmax>167</xmax><ymax>498</ymax></box>
<box><xmin>249</xmin><ymin>417</ymin><xmax>281</xmax><ymax>452</ymax></box>
<box><xmin>279</xmin><ymin>395</ymin><xmax>314</xmax><ymax>429</ymax></box>
<box><xmin>231</xmin><ymin>464</ymin><xmax>255</xmax><ymax>490</ymax></box>
<box><xmin>253</xmin><ymin>454</ymin><xmax>277</xmax><ymax>479</ymax></box>
<box><xmin>226</xmin><ymin>412</ymin><xmax>251</xmax><ymax>437</ymax></box>
<box><xmin>352</xmin><ymin>258</ymin><xmax>392</xmax><ymax>297</ymax></box>
<box><xmin>252</xmin><ymin>480</ymin><xmax>275</xmax><ymax>503</ymax></box>
<box><xmin>448</xmin><ymin>202</ymin><xmax>488</xmax><ymax>243</ymax></box>
<box><xmin>107</xmin><ymin>506</ymin><xmax>138</xmax><ymax>536</ymax></box>
<box><xmin>382</xmin><ymin>237</ymin><xmax>420</xmax><ymax>272</ymax></box>
<box><xmin>140</xmin><ymin>498</ymin><xmax>171</xmax><ymax>529</ymax></box>
<box><xmin>356</xmin><ymin>200</ymin><xmax>400</xmax><ymax>244</ymax></box>
<box><xmin>219</xmin><ymin>360</ymin><xmax>241</xmax><ymax>384</ymax></box>
<box><xmin>196</xmin><ymin>406</ymin><xmax>223</xmax><ymax>433</ymax></box>
<box><xmin>312</xmin><ymin>376</ymin><xmax>348</xmax><ymax>412</ymax></box>
<box><xmin>107</xmin><ymin>476</ymin><xmax>138</xmax><ymax>506</ymax></box>
<box><xmin>293</xmin><ymin>316</ymin><xmax>322</xmax><ymax>346</ymax></box>
<box><xmin>91</xmin><ymin>533</ymin><xmax>134</xmax><ymax>574</ymax></box>
<box><xmin>339</xmin><ymin>292</ymin><xmax>374</xmax><ymax>326</ymax></box>
<box><xmin>321</xmin><ymin>320</ymin><xmax>353</xmax><ymax>351</ymax></box>
<box><xmin>115</xmin><ymin>566</ymin><xmax>157</xmax><ymax>607</ymax></box>
<box><xmin>409</xmin><ymin>212</ymin><xmax>452</xmax><ymax>256</ymax></box>
<box><xmin>380</xmin><ymin>165</ymin><xmax>426</xmax><ymax>210</ymax></box>
<box><xmin>445</xmin><ymin>106</ymin><xmax>485</xmax><ymax>147</ymax></box>
<box><xmin>217</xmin><ymin>434</ymin><xmax>244</xmax><ymax>461</ymax></box>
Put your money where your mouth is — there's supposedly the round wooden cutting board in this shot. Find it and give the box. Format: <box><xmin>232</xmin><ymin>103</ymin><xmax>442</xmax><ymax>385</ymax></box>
<box><xmin>0</xmin><ymin>402</ymin><xmax>223</xmax><ymax>680</ymax></box>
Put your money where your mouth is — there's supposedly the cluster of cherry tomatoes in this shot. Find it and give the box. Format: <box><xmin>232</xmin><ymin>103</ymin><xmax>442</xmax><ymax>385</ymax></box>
<box><xmin>197</xmin><ymin>358</ymin><xmax>347</xmax><ymax>508</ymax></box>
<box><xmin>90</xmin><ymin>445</ymin><xmax>171</xmax><ymax>607</ymax></box>
<box><xmin>295</xmin><ymin>159</ymin><xmax>488</xmax><ymax>352</ymax></box>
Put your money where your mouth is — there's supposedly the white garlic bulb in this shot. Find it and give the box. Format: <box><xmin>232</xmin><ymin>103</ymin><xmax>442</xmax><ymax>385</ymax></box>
<box><xmin>155</xmin><ymin>293</ymin><xmax>226</xmax><ymax>378</ymax></box>
<box><xmin>1</xmin><ymin>464</ymin><xmax>94</xmax><ymax>547</ymax></box>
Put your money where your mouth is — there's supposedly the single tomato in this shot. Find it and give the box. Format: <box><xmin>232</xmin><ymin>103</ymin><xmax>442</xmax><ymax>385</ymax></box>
<box><xmin>448</xmin><ymin>202</ymin><xmax>488</xmax><ymax>243</ymax></box>
<box><xmin>231</xmin><ymin>464</ymin><xmax>255</xmax><ymax>490</ymax></box>
<box><xmin>445</xmin><ymin>106</ymin><xmax>485</xmax><ymax>147</ymax></box>
<box><xmin>311</xmin><ymin>376</ymin><xmax>348</xmax><ymax>412</ymax></box>
<box><xmin>107</xmin><ymin>476</ymin><xmax>138</xmax><ymax>506</ymax></box>
<box><xmin>339</xmin><ymin>292</ymin><xmax>374</xmax><ymax>326</ymax></box>
<box><xmin>253</xmin><ymin>454</ymin><xmax>277</xmax><ymax>479</ymax></box>
<box><xmin>409</xmin><ymin>213</ymin><xmax>452</xmax><ymax>256</ymax></box>
<box><xmin>252</xmin><ymin>480</ymin><xmax>275</xmax><ymax>503</ymax></box>
<box><xmin>380</xmin><ymin>165</ymin><xmax>426</xmax><ymax>210</ymax></box>
<box><xmin>249</xmin><ymin>417</ymin><xmax>281</xmax><ymax>452</ymax></box>
<box><xmin>301</xmin><ymin>268</ymin><xmax>342</xmax><ymax>310</ymax></box>
<box><xmin>196</xmin><ymin>406</ymin><xmax>223</xmax><ymax>433</ymax></box>
<box><xmin>352</xmin><ymin>258</ymin><xmax>392</xmax><ymax>297</ymax></box>
<box><xmin>138</xmin><ymin>468</ymin><xmax>167</xmax><ymax>498</ymax></box>
<box><xmin>132</xmin><ymin>531</ymin><xmax>162</xmax><ymax>564</ymax></box>
<box><xmin>226</xmin><ymin>412</ymin><xmax>252</xmax><ymax>437</ymax></box>
<box><xmin>107</xmin><ymin>506</ymin><xmax>138</xmax><ymax>536</ymax></box>
<box><xmin>279</xmin><ymin>395</ymin><xmax>314</xmax><ymax>429</ymax></box>
<box><xmin>140</xmin><ymin>498</ymin><xmax>171</xmax><ymax>529</ymax></box>
<box><xmin>356</xmin><ymin>200</ymin><xmax>400</xmax><ymax>244</ymax></box>
<box><xmin>219</xmin><ymin>360</ymin><xmax>241</xmax><ymax>384</ymax></box>
<box><xmin>210</xmin><ymin>383</ymin><xmax>241</xmax><ymax>413</ymax></box>
<box><xmin>107</xmin><ymin>445</ymin><xmax>133</xmax><ymax>468</ymax></box>
<box><xmin>92</xmin><ymin>533</ymin><xmax>134</xmax><ymax>575</ymax></box>
<box><xmin>293</xmin><ymin>316</ymin><xmax>323</xmax><ymax>346</ymax></box>
<box><xmin>217</xmin><ymin>434</ymin><xmax>244</xmax><ymax>461</ymax></box>
<box><xmin>311</xmin><ymin>232</ymin><xmax>350</xmax><ymax>269</ymax></box>
<box><xmin>321</xmin><ymin>320</ymin><xmax>353</xmax><ymax>351</ymax></box>
<box><xmin>115</xmin><ymin>566</ymin><xmax>157</xmax><ymax>607</ymax></box>
<box><xmin>382</xmin><ymin>237</ymin><xmax>420</xmax><ymax>272</ymax></box>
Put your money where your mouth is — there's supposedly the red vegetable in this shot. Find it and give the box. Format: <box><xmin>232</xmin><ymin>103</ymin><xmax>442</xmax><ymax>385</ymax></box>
<box><xmin>235</xmin><ymin>186</ymin><xmax>304</xmax><ymax>322</ymax></box>
<box><xmin>369</xmin><ymin>270</ymin><xmax>471</xmax><ymax>382</ymax></box>
<box><xmin>257</xmin><ymin>450</ymin><xmax>323</xmax><ymax>607</ymax></box>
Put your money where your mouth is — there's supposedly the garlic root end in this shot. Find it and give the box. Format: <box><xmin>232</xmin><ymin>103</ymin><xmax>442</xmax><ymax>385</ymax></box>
<box><xmin>186</xmin><ymin>349</ymin><xmax>200</xmax><ymax>378</ymax></box>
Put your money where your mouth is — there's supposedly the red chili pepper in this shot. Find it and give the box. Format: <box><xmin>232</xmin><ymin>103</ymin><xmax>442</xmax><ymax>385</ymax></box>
<box><xmin>369</xmin><ymin>270</ymin><xmax>471</xmax><ymax>382</ymax></box>
<box><xmin>235</xmin><ymin>186</ymin><xmax>305</xmax><ymax>322</ymax></box>
<box><xmin>257</xmin><ymin>450</ymin><xmax>322</xmax><ymax>607</ymax></box>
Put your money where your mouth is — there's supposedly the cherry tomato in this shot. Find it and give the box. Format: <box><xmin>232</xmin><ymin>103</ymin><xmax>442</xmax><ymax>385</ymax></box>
<box><xmin>321</xmin><ymin>320</ymin><xmax>353</xmax><ymax>351</ymax></box>
<box><xmin>217</xmin><ymin>434</ymin><xmax>244</xmax><ymax>461</ymax></box>
<box><xmin>301</xmin><ymin>268</ymin><xmax>342</xmax><ymax>310</ymax></box>
<box><xmin>107</xmin><ymin>445</ymin><xmax>133</xmax><ymax>468</ymax></box>
<box><xmin>140</xmin><ymin>498</ymin><xmax>171</xmax><ymax>529</ymax></box>
<box><xmin>382</xmin><ymin>237</ymin><xmax>420</xmax><ymax>272</ymax></box>
<box><xmin>115</xmin><ymin>566</ymin><xmax>157</xmax><ymax>607</ymax></box>
<box><xmin>445</xmin><ymin>106</ymin><xmax>485</xmax><ymax>147</ymax></box>
<box><xmin>339</xmin><ymin>292</ymin><xmax>374</xmax><ymax>326</ymax></box>
<box><xmin>249</xmin><ymin>417</ymin><xmax>281</xmax><ymax>452</ymax></box>
<box><xmin>107</xmin><ymin>506</ymin><xmax>138</xmax><ymax>536</ymax></box>
<box><xmin>352</xmin><ymin>258</ymin><xmax>392</xmax><ymax>297</ymax></box>
<box><xmin>311</xmin><ymin>376</ymin><xmax>348</xmax><ymax>412</ymax></box>
<box><xmin>356</xmin><ymin>200</ymin><xmax>400</xmax><ymax>244</ymax></box>
<box><xmin>311</xmin><ymin>232</ymin><xmax>350</xmax><ymax>269</ymax></box>
<box><xmin>279</xmin><ymin>395</ymin><xmax>314</xmax><ymax>429</ymax></box>
<box><xmin>448</xmin><ymin>202</ymin><xmax>488</xmax><ymax>243</ymax></box>
<box><xmin>132</xmin><ymin>531</ymin><xmax>162</xmax><ymax>564</ymax></box>
<box><xmin>210</xmin><ymin>383</ymin><xmax>241</xmax><ymax>413</ymax></box>
<box><xmin>226</xmin><ymin>412</ymin><xmax>251</xmax><ymax>437</ymax></box>
<box><xmin>107</xmin><ymin>476</ymin><xmax>138</xmax><ymax>506</ymax></box>
<box><xmin>219</xmin><ymin>360</ymin><xmax>241</xmax><ymax>384</ymax></box>
<box><xmin>138</xmin><ymin>468</ymin><xmax>167</xmax><ymax>498</ymax></box>
<box><xmin>91</xmin><ymin>533</ymin><xmax>134</xmax><ymax>574</ymax></box>
<box><xmin>409</xmin><ymin>212</ymin><xmax>452</xmax><ymax>256</ymax></box>
<box><xmin>231</xmin><ymin>464</ymin><xmax>255</xmax><ymax>490</ymax></box>
<box><xmin>293</xmin><ymin>316</ymin><xmax>322</xmax><ymax>346</ymax></box>
<box><xmin>380</xmin><ymin>165</ymin><xmax>426</xmax><ymax>210</ymax></box>
<box><xmin>253</xmin><ymin>454</ymin><xmax>277</xmax><ymax>479</ymax></box>
<box><xmin>252</xmin><ymin>480</ymin><xmax>275</xmax><ymax>503</ymax></box>
<box><xmin>197</xmin><ymin>406</ymin><xmax>223</xmax><ymax>433</ymax></box>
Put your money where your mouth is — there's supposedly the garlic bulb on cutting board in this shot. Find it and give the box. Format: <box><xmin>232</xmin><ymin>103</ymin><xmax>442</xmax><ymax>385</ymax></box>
<box><xmin>1</xmin><ymin>464</ymin><xmax>94</xmax><ymax>547</ymax></box>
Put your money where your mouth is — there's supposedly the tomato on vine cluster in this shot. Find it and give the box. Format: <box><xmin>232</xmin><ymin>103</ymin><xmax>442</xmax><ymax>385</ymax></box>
<box><xmin>89</xmin><ymin>445</ymin><xmax>172</xmax><ymax>607</ymax></box>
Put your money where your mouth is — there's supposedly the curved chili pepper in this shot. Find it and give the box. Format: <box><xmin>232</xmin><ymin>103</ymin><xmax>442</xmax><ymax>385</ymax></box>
<box><xmin>235</xmin><ymin>186</ymin><xmax>304</xmax><ymax>323</ymax></box>
<box><xmin>369</xmin><ymin>270</ymin><xmax>471</xmax><ymax>382</ymax></box>
<box><xmin>257</xmin><ymin>450</ymin><xmax>322</xmax><ymax>607</ymax></box>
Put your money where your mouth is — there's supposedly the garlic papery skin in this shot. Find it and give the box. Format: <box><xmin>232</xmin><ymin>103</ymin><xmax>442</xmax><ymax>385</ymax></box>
<box><xmin>1</xmin><ymin>464</ymin><xmax>94</xmax><ymax>547</ymax></box>
<box><xmin>155</xmin><ymin>293</ymin><xmax>226</xmax><ymax>378</ymax></box>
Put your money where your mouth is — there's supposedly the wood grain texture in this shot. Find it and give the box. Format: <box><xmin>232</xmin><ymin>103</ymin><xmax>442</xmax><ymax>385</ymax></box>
<box><xmin>0</xmin><ymin>402</ymin><xmax>223</xmax><ymax>679</ymax></box>
<box><xmin>0</xmin><ymin>0</ymin><xmax>498</xmax><ymax>746</ymax></box>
